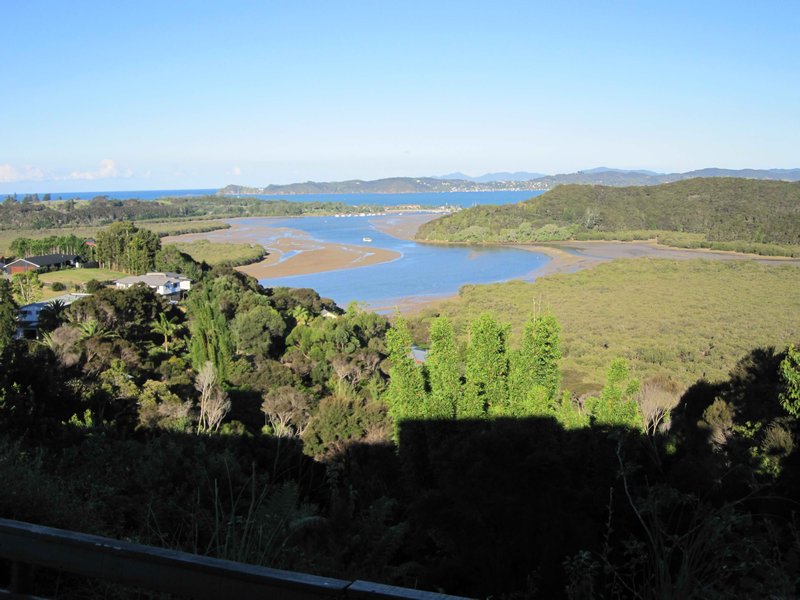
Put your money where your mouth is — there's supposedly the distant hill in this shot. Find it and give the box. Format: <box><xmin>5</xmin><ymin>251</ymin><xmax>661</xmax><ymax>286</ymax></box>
<box><xmin>219</xmin><ymin>168</ymin><xmax>800</xmax><ymax>196</ymax></box>
<box><xmin>218</xmin><ymin>177</ymin><xmax>539</xmax><ymax>195</ymax></box>
<box><xmin>433</xmin><ymin>171</ymin><xmax>546</xmax><ymax>182</ymax></box>
<box><xmin>415</xmin><ymin>178</ymin><xmax>800</xmax><ymax>255</ymax></box>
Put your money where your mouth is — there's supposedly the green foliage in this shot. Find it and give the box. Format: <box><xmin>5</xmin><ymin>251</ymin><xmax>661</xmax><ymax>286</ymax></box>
<box><xmin>137</xmin><ymin>380</ymin><xmax>193</xmax><ymax>432</ymax></box>
<box><xmin>384</xmin><ymin>316</ymin><xmax>426</xmax><ymax>434</ymax></box>
<box><xmin>302</xmin><ymin>395</ymin><xmax>388</xmax><ymax>458</ymax></box>
<box><xmin>0</xmin><ymin>280</ymin><xmax>17</xmax><ymax>357</ymax></box>
<box><xmin>418</xmin><ymin>178</ymin><xmax>800</xmax><ymax>254</ymax></box>
<box><xmin>37</xmin><ymin>299</ymin><xmax>68</xmax><ymax>332</ymax></box>
<box><xmin>84</xmin><ymin>278</ymin><xmax>105</xmax><ymax>293</ymax></box>
<box><xmin>585</xmin><ymin>358</ymin><xmax>642</xmax><ymax>428</ymax></box>
<box><xmin>424</xmin><ymin>316</ymin><xmax>460</xmax><ymax>419</ymax></box>
<box><xmin>779</xmin><ymin>344</ymin><xmax>800</xmax><ymax>417</ymax></box>
<box><xmin>11</xmin><ymin>271</ymin><xmax>43</xmax><ymax>304</ymax></box>
<box><xmin>185</xmin><ymin>280</ymin><xmax>238</xmax><ymax>382</ymax></box>
<box><xmin>10</xmin><ymin>233</ymin><xmax>89</xmax><ymax>258</ymax></box>
<box><xmin>170</xmin><ymin>240</ymin><xmax>266</xmax><ymax>268</ymax></box>
<box><xmin>95</xmin><ymin>221</ymin><xmax>160</xmax><ymax>274</ymax></box>
<box><xmin>463</xmin><ymin>313</ymin><xmax>509</xmax><ymax>417</ymax></box>
<box><xmin>70</xmin><ymin>285</ymin><xmax>167</xmax><ymax>344</ymax></box>
<box><xmin>155</xmin><ymin>244</ymin><xmax>206</xmax><ymax>279</ymax></box>
<box><xmin>507</xmin><ymin>313</ymin><xmax>562</xmax><ymax>416</ymax></box>
<box><xmin>418</xmin><ymin>260</ymin><xmax>800</xmax><ymax>392</ymax></box>
<box><xmin>231</xmin><ymin>302</ymin><xmax>286</xmax><ymax>358</ymax></box>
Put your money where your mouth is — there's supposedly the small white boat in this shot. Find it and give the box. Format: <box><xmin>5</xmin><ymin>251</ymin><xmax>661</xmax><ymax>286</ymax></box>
<box><xmin>362</xmin><ymin>236</ymin><xmax>373</xmax><ymax>243</ymax></box>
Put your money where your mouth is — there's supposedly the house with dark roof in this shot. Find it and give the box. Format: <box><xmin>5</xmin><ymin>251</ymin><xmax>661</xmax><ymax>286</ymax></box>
<box><xmin>4</xmin><ymin>254</ymin><xmax>80</xmax><ymax>275</ymax></box>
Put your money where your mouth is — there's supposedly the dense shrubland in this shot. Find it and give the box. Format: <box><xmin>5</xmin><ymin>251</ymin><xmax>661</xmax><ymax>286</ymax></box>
<box><xmin>417</xmin><ymin>178</ymin><xmax>800</xmax><ymax>256</ymax></box>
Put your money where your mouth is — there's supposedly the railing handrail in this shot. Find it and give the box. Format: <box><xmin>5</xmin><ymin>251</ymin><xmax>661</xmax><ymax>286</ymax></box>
<box><xmin>0</xmin><ymin>518</ymin><xmax>471</xmax><ymax>600</ymax></box>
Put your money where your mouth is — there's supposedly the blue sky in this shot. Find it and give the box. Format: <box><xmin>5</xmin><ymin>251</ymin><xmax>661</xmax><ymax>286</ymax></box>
<box><xmin>2</xmin><ymin>1</ymin><xmax>798</xmax><ymax>192</ymax></box>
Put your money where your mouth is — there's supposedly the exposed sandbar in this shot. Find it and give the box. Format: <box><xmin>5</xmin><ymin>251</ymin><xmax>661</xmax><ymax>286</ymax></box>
<box><xmin>162</xmin><ymin>218</ymin><xmax>401</xmax><ymax>279</ymax></box>
<box><xmin>515</xmin><ymin>239</ymin><xmax>800</xmax><ymax>279</ymax></box>
<box><xmin>369</xmin><ymin>213</ymin><xmax>441</xmax><ymax>240</ymax></box>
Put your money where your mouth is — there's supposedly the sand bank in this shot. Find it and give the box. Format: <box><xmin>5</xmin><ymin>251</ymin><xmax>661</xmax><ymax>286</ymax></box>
<box><xmin>162</xmin><ymin>219</ymin><xmax>401</xmax><ymax>279</ymax></box>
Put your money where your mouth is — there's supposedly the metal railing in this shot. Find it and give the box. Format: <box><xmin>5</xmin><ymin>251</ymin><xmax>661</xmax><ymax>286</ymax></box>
<box><xmin>0</xmin><ymin>518</ymin><xmax>471</xmax><ymax>599</ymax></box>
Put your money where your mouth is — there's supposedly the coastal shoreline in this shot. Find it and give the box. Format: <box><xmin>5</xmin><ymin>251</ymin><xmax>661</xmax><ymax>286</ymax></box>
<box><xmin>162</xmin><ymin>215</ymin><xmax>800</xmax><ymax>314</ymax></box>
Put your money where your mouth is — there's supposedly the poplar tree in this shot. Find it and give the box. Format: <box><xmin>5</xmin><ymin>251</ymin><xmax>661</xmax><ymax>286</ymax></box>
<box><xmin>384</xmin><ymin>316</ymin><xmax>425</xmax><ymax>437</ymax></box>
<box><xmin>425</xmin><ymin>316</ymin><xmax>460</xmax><ymax>419</ymax></box>
<box><xmin>463</xmin><ymin>313</ymin><xmax>508</xmax><ymax>418</ymax></box>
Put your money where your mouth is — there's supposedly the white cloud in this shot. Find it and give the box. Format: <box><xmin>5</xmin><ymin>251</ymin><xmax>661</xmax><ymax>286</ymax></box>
<box><xmin>68</xmin><ymin>158</ymin><xmax>131</xmax><ymax>180</ymax></box>
<box><xmin>0</xmin><ymin>164</ymin><xmax>46</xmax><ymax>183</ymax></box>
<box><xmin>230</xmin><ymin>166</ymin><xmax>242</xmax><ymax>176</ymax></box>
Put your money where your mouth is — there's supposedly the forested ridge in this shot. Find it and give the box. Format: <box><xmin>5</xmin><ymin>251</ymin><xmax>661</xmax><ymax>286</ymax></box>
<box><xmin>0</xmin><ymin>194</ymin><xmax>386</xmax><ymax>231</ymax></box>
<box><xmin>416</xmin><ymin>178</ymin><xmax>800</xmax><ymax>255</ymax></box>
<box><xmin>2</xmin><ymin>222</ymin><xmax>800</xmax><ymax>597</ymax></box>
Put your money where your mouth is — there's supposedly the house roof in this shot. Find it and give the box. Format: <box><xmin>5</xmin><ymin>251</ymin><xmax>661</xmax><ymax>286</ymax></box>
<box><xmin>6</xmin><ymin>254</ymin><xmax>79</xmax><ymax>268</ymax></box>
<box><xmin>115</xmin><ymin>272</ymin><xmax>190</xmax><ymax>287</ymax></box>
<box><xmin>19</xmin><ymin>293</ymin><xmax>91</xmax><ymax>315</ymax></box>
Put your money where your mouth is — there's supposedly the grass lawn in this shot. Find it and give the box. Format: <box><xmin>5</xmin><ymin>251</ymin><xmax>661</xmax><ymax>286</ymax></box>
<box><xmin>412</xmin><ymin>258</ymin><xmax>800</xmax><ymax>395</ymax></box>
<box><xmin>37</xmin><ymin>268</ymin><xmax>128</xmax><ymax>298</ymax></box>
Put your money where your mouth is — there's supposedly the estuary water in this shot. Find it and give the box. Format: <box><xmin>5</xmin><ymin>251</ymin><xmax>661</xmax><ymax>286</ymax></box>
<box><xmin>33</xmin><ymin>188</ymin><xmax>542</xmax><ymax>208</ymax></box>
<box><xmin>246</xmin><ymin>214</ymin><xmax>550</xmax><ymax>309</ymax></box>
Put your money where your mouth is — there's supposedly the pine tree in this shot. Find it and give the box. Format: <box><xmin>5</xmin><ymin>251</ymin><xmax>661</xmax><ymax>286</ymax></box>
<box><xmin>425</xmin><ymin>316</ymin><xmax>460</xmax><ymax>419</ymax></box>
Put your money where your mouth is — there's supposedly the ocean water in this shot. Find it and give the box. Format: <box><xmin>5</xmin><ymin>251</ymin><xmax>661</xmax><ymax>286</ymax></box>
<box><xmin>235</xmin><ymin>215</ymin><xmax>550</xmax><ymax>309</ymax></box>
<box><xmin>27</xmin><ymin>189</ymin><xmax>544</xmax><ymax>208</ymax></box>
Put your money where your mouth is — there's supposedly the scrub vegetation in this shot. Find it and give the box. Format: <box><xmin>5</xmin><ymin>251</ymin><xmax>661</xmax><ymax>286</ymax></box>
<box><xmin>417</xmin><ymin>177</ymin><xmax>800</xmax><ymax>256</ymax></box>
<box><xmin>411</xmin><ymin>259</ymin><xmax>800</xmax><ymax>394</ymax></box>
<box><xmin>168</xmin><ymin>240</ymin><xmax>267</xmax><ymax>267</ymax></box>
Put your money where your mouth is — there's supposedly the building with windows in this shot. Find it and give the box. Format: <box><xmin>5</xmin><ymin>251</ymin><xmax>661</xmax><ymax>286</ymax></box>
<box><xmin>4</xmin><ymin>254</ymin><xmax>80</xmax><ymax>274</ymax></box>
<box><xmin>114</xmin><ymin>272</ymin><xmax>192</xmax><ymax>299</ymax></box>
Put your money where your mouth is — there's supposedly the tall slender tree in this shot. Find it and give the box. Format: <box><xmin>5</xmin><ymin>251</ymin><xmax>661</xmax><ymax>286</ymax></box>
<box><xmin>508</xmin><ymin>313</ymin><xmax>562</xmax><ymax>416</ymax></box>
<box><xmin>0</xmin><ymin>280</ymin><xmax>17</xmax><ymax>358</ymax></box>
<box><xmin>185</xmin><ymin>283</ymin><xmax>235</xmax><ymax>382</ymax></box>
<box><xmin>384</xmin><ymin>315</ymin><xmax>425</xmax><ymax>437</ymax></box>
<box><xmin>463</xmin><ymin>313</ymin><xmax>508</xmax><ymax>418</ymax></box>
<box><xmin>425</xmin><ymin>316</ymin><xmax>460</xmax><ymax>419</ymax></box>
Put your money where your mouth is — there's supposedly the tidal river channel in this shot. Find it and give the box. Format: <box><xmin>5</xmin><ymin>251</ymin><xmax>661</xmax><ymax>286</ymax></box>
<box><xmin>244</xmin><ymin>214</ymin><xmax>551</xmax><ymax>309</ymax></box>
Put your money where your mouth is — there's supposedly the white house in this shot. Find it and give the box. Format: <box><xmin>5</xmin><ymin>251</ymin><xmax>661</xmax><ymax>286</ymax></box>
<box><xmin>16</xmin><ymin>293</ymin><xmax>91</xmax><ymax>338</ymax></box>
<box><xmin>114</xmin><ymin>272</ymin><xmax>192</xmax><ymax>298</ymax></box>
